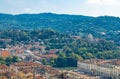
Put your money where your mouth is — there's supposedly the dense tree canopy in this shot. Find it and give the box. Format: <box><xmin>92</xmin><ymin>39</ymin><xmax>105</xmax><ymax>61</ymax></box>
<box><xmin>0</xmin><ymin>13</ymin><xmax>120</xmax><ymax>67</ymax></box>
<box><xmin>0</xmin><ymin>29</ymin><xmax>119</xmax><ymax>60</ymax></box>
<box><xmin>0</xmin><ymin>13</ymin><xmax>120</xmax><ymax>45</ymax></box>
<box><xmin>0</xmin><ymin>56</ymin><xmax>20</xmax><ymax>66</ymax></box>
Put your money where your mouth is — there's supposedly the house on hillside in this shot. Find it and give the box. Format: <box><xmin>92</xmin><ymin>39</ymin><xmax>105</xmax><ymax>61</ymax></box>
<box><xmin>1</xmin><ymin>50</ymin><xmax>10</xmax><ymax>58</ymax></box>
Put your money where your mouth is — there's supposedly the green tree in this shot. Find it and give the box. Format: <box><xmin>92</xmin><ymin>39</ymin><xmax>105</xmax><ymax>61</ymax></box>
<box><xmin>0</xmin><ymin>56</ymin><xmax>5</xmax><ymax>64</ymax></box>
<box><xmin>49</xmin><ymin>58</ymin><xmax>55</xmax><ymax>66</ymax></box>
<box><xmin>41</xmin><ymin>59</ymin><xmax>47</xmax><ymax>65</ymax></box>
<box><xmin>78</xmin><ymin>47</ymin><xmax>87</xmax><ymax>55</ymax></box>
<box><xmin>70</xmin><ymin>52</ymin><xmax>83</xmax><ymax>61</ymax></box>
<box><xmin>5</xmin><ymin>56</ymin><xmax>12</xmax><ymax>66</ymax></box>
<box><xmin>58</xmin><ymin>52</ymin><xmax>66</xmax><ymax>58</ymax></box>
<box><xmin>12</xmin><ymin>56</ymin><xmax>19</xmax><ymax>63</ymax></box>
<box><xmin>86</xmin><ymin>53</ymin><xmax>95</xmax><ymax>59</ymax></box>
<box><xmin>63</xmin><ymin>46</ymin><xmax>72</xmax><ymax>54</ymax></box>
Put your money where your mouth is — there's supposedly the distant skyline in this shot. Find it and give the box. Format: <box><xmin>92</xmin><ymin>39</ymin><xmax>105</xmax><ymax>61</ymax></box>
<box><xmin>0</xmin><ymin>0</ymin><xmax>120</xmax><ymax>17</ymax></box>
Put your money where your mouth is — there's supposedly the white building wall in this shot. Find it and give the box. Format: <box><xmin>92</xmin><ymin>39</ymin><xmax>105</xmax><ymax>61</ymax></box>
<box><xmin>77</xmin><ymin>61</ymin><xmax>120</xmax><ymax>79</ymax></box>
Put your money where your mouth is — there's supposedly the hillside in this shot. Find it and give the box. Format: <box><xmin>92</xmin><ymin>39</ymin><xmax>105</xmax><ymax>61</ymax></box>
<box><xmin>0</xmin><ymin>13</ymin><xmax>120</xmax><ymax>45</ymax></box>
<box><xmin>0</xmin><ymin>29</ymin><xmax>119</xmax><ymax>66</ymax></box>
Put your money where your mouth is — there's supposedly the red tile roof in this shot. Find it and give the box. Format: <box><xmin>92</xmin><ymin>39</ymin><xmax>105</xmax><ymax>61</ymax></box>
<box><xmin>11</xmin><ymin>61</ymin><xmax>60</xmax><ymax>75</ymax></box>
<box><xmin>35</xmin><ymin>76</ymin><xmax>44</xmax><ymax>79</ymax></box>
<box><xmin>1</xmin><ymin>51</ymin><xmax>10</xmax><ymax>58</ymax></box>
<box><xmin>0</xmin><ymin>64</ymin><xmax>8</xmax><ymax>69</ymax></box>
